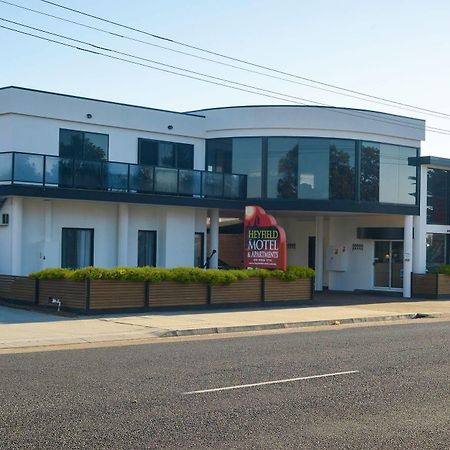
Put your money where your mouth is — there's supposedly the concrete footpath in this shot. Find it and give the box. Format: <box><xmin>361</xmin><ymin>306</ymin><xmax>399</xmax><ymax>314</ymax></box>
<box><xmin>1</xmin><ymin>295</ymin><xmax>450</xmax><ymax>350</ymax></box>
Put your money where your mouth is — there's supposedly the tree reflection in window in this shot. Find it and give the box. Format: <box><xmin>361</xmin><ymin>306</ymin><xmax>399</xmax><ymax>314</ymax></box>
<box><xmin>360</xmin><ymin>144</ymin><xmax>380</xmax><ymax>201</ymax></box>
<box><xmin>329</xmin><ymin>145</ymin><xmax>355</xmax><ymax>200</ymax></box>
<box><xmin>277</xmin><ymin>144</ymin><xmax>298</xmax><ymax>199</ymax></box>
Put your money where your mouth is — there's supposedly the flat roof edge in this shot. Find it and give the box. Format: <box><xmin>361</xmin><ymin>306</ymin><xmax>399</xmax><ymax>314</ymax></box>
<box><xmin>0</xmin><ymin>86</ymin><xmax>206</xmax><ymax>118</ymax></box>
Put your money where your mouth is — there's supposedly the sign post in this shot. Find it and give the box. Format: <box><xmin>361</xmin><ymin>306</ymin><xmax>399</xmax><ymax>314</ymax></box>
<box><xmin>243</xmin><ymin>206</ymin><xmax>287</xmax><ymax>271</ymax></box>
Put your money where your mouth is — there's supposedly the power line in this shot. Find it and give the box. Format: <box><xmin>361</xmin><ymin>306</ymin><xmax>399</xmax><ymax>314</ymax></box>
<box><xmin>0</xmin><ymin>0</ymin><xmax>434</xmax><ymax>119</ymax></box>
<box><xmin>2</xmin><ymin>0</ymin><xmax>449</xmax><ymax>123</ymax></box>
<box><xmin>36</xmin><ymin>0</ymin><xmax>450</xmax><ymax>120</ymax></box>
<box><xmin>2</xmin><ymin>21</ymin><xmax>445</xmax><ymax>136</ymax></box>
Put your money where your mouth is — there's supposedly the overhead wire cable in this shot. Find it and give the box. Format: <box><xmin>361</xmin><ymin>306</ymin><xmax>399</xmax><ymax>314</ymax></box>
<box><xmin>36</xmin><ymin>0</ymin><xmax>450</xmax><ymax>120</ymax></box>
<box><xmin>2</xmin><ymin>0</ymin><xmax>449</xmax><ymax>121</ymax></box>
<box><xmin>1</xmin><ymin>21</ymin><xmax>447</xmax><ymax>135</ymax></box>
<box><xmin>0</xmin><ymin>0</ymin><xmax>430</xmax><ymax>118</ymax></box>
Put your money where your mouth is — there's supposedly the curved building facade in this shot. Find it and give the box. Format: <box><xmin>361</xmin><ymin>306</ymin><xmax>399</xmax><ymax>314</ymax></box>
<box><xmin>0</xmin><ymin>87</ymin><xmax>441</xmax><ymax>298</ymax></box>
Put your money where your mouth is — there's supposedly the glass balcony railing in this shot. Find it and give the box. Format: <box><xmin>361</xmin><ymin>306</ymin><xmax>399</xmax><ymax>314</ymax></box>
<box><xmin>0</xmin><ymin>152</ymin><xmax>247</xmax><ymax>200</ymax></box>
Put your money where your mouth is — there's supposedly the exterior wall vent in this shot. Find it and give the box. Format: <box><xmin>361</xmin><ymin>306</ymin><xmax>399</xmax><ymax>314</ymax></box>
<box><xmin>1</xmin><ymin>213</ymin><xmax>9</xmax><ymax>226</ymax></box>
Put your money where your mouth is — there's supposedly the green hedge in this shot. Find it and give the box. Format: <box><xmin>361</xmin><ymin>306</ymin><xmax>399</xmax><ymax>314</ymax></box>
<box><xmin>29</xmin><ymin>266</ymin><xmax>314</xmax><ymax>285</ymax></box>
<box><xmin>433</xmin><ymin>265</ymin><xmax>450</xmax><ymax>275</ymax></box>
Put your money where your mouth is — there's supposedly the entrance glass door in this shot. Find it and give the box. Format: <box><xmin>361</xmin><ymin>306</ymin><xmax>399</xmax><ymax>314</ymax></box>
<box><xmin>374</xmin><ymin>241</ymin><xmax>404</xmax><ymax>289</ymax></box>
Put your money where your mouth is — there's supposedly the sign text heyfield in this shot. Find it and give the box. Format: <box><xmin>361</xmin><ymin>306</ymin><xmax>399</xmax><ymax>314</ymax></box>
<box><xmin>243</xmin><ymin>206</ymin><xmax>287</xmax><ymax>271</ymax></box>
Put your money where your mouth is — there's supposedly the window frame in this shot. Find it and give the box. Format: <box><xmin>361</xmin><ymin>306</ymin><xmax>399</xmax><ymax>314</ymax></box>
<box><xmin>59</xmin><ymin>128</ymin><xmax>109</xmax><ymax>161</ymax></box>
<box><xmin>138</xmin><ymin>138</ymin><xmax>194</xmax><ymax>170</ymax></box>
<box><xmin>194</xmin><ymin>232</ymin><xmax>205</xmax><ymax>268</ymax></box>
<box><xmin>61</xmin><ymin>227</ymin><xmax>94</xmax><ymax>269</ymax></box>
<box><xmin>137</xmin><ymin>230</ymin><xmax>157</xmax><ymax>267</ymax></box>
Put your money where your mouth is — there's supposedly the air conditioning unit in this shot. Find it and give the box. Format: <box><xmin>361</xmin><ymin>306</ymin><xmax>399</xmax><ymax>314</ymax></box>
<box><xmin>0</xmin><ymin>213</ymin><xmax>9</xmax><ymax>226</ymax></box>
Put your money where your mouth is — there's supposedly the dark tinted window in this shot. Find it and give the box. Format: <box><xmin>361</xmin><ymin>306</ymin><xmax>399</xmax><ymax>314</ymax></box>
<box><xmin>426</xmin><ymin>233</ymin><xmax>450</xmax><ymax>270</ymax></box>
<box><xmin>427</xmin><ymin>168</ymin><xmax>449</xmax><ymax>225</ymax></box>
<box><xmin>360</xmin><ymin>142</ymin><xmax>417</xmax><ymax>204</ymax></box>
<box><xmin>59</xmin><ymin>129</ymin><xmax>108</xmax><ymax>161</ymax></box>
<box><xmin>329</xmin><ymin>141</ymin><xmax>356</xmax><ymax>200</ymax></box>
<box><xmin>206</xmin><ymin>138</ymin><xmax>232</xmax><ymax>173</ymax></box>
<box><xmin>177</xmin><ymin>143</ymin><xmax>194</xmax><ymax>169</ymax></box>
<box><xmin>61</xmin><ymin>228</ymin><xmax>93</xmax><ymax>269</ymax></box>
<box><xmin>360</xmin><ymin>143</ymin><xmax>380</xmax><ymax>201</ymax></box>
<box><xmin>194</xmin><ymin>232</ymin><xmax>204</xmax><ymax>268</ymax></box>
<box><xmin>298</xmin><ymin>138</ymin><xmax>330</xmax><ymax>200</ymax></box>
<box><xmin>206</xmin><ymin>138</ymin><xmax>261</xmax><ymax>198</ymax></box>
<box><xmin>138</xmin><ymin>139</ymin><xmax>193</xmax><ymax>169</ymax></box>
<box><xmin>138</xmin><ymin>230</ymin><xmax>157</xmax><ymax>267</ymax></box>
<box><xmin>267</xmin><ymin>138</ymin><xmax>298</xmax><ymax>199</ymax></box>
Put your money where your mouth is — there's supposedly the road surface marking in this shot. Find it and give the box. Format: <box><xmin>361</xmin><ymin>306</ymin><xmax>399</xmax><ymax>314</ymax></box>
<box><xmin>183</xmin><ymin>370</ymin><xmax>360</xmax><ymax>395</ymax></box>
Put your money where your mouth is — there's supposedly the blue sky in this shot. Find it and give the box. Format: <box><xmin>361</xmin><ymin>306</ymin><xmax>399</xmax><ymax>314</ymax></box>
<box><xmin>1</xmin><ymin>0</ymin><xmax>450</xmax><ymax>155</ymax></box>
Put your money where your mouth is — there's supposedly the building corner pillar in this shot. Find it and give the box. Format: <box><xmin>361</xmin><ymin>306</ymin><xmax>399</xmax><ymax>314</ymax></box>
<box><xmin>11</xmin><ymin>197</ymin><xmax>23</xmax><ymax>275</ymax></box>
<box><xmin>117</xmin><ymin>203</ymin><xmax>129</xmax><ymax>266</ymax></box>
<box><xmin>315</xmin><ymin>216</ymin><xmax>324</xmax><ymax>291</ymax></box>
<box><xmin>403</xmin><ymin>215</ymin><xmax>413</xmax><ymax>298</ymax></box>
<box><xmin>413</xmin><ymin>165</ymin><xmax>427</xmax><ymax>275</ymax></box>
<box><xmin>208</xmin><ymin>209</ymin><xmax>219</xmax><ymax>269</ymax></box>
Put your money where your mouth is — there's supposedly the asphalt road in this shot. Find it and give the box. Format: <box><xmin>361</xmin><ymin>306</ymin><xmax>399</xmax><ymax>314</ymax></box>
<box><xmin>1</xmin><ymin>321</ymin><xmax>449</xmax><ymax>449</ymax></box>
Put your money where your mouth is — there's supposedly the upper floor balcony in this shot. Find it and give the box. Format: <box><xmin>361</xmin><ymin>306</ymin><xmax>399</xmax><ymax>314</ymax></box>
<box><xmin>0</xmin><ymin>152</ymin><xmax>247</xmax><ymax>201</ymax></box>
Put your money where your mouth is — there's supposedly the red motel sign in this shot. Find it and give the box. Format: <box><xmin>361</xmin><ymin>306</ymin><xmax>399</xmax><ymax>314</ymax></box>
<box><xmin>243</xmin><ymin>206</ymin><xmax>287</xmax><ymax>271</ymax></box>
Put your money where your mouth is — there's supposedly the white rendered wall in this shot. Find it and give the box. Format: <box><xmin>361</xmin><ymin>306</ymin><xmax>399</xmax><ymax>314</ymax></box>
<box><xmin>0</xmin><ymin>88</ymin><xmax>205</xmax><ymax>140</ymax></box>
<box><xmin>0</xmin><ymin>198</ymin><xmax>12</xmax><ymax>274</ymax></box>
<box><xmin>2</xmin><ymin>114</ymin><xmax>205</xmax><ymax>169</ymax></box>
<box><xmin>11</xmin><ymin>198</ymin><xmax>206</xmax><ymax>275</ymax></box>
<box><xmin>196</xmin><ymin>106</ymin><xmax>424</xmax><ymax>147</ymax></box>
<box><xmin>327</xmin><ymin>215</ymin><xmax>405</xmax><ymax>291</ymax></box>
<box><xmin>0</xmin><ymin>115</ymin><xmax>12</xmax><ymax>150</ymax></box>
<box><xmin>164</xmin><ymin>207</ymin><xmax>196</xmax><ymax>267</ymax></box>
<box><xmin>276</xmin><ymin>216</ymin><xmax>315</xmax><ymax>267</ymax></box>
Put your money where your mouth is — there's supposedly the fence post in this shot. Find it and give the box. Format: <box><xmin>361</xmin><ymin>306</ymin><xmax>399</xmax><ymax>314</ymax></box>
<box><xmin>144</xmin><ymin>281</ymin><xmax>149</xmax><ymax>308</ymax></box>
<box><xmin>34</xmin><ymin>278</ymin><xmax>39</xmax><ymax>305</ymax></box>
<box><xmin>260</xmin><ymin>277</ymin><xmax>265</xmax><ymax>304</ymax></box>
<box><xmin>207</xmin><ymin>284</ymin><xmax>212</xmax><ymax>305</ymax></box>
<box><xmin>85</xmin><ymin>279</ymin><xmax>91</xmax><ymax>313</ymax></box>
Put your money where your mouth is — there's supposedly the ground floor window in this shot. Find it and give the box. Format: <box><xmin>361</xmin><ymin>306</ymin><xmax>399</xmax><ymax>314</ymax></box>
<box><xmin>194</xmin><ymin>232</ymin><xmax>204</xmax><ymax>268</ymax></box>
<box><xmin>426</xmin><ymin>233</ymin><xmax>450</xmax><ymax>271</ymax></box>
<box><xmin>138</xmin><ymin>230</ymin><xmax>157</xmax><ymax>267</ymax></box>
<box><xmin>61</xmin><ymin>228</ymin><xmax>94</xmax><ymax>269</ymax></box>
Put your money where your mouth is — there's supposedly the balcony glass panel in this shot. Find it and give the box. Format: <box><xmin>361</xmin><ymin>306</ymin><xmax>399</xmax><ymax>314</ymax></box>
<box><xmin>73</xmin><ymin>160</ymin><xmax>103</xmax><ymax>189</ymax></box>
<box><xmin>178</xmin><ymin>169</ymin><xmax>201</xmax><ymax>195</ymax></box>
<box><xmin>43</xmin><ymin>156</ymin><xmax>58</xmax><ymax>185</ymax></box>
<box><xmin>154</xmin><ymin>167</ymin><xmax>178</xmax><ymax>193</ymax></box>
<box><xmin>202</xmin><ymin>172</ymin><xmax>223</xmax><ymax>197</ymax></box>
<box><xmin>106</xmin><ymin>162</ymin><xmax>128</xmax><ymax>191</ymax></box>
<box><xmin>224</xmin><ymin>174</ymin><xmax>241</xmax><ymax>199</ymax></box>
<box><xmin>129</xmin><ymin>165</ymin><xmax>154</xmax><ymax>193</ymax></box>
<box><xmin>14</xmin><ymin>153</ymin><xmax>44</xmax><ymax>183</ymax></box>
<box><xmin>0</xmin><ymin>153</ymin><xmax>12</xmax><ymax>182</ymax></box>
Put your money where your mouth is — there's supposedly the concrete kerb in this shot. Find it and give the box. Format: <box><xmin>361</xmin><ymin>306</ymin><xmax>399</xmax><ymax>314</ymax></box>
<box><xmin>160</xmin><ymin>313</ymin><xmax>439</xmax><ymax>337</ymax></box>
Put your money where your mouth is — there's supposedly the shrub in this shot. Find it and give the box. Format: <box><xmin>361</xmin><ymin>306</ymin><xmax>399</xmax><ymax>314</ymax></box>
<box><xmin>29</xmin><ymin>265</ymin><xmax>314</xmax><ymax>285</ymax></box>
<box><xmin>433</xmin><ymin>265</ymin><xmax>450</xmax><ymax>275</ymax></box>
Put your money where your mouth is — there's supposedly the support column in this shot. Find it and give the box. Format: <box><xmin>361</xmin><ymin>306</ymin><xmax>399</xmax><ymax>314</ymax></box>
<box><xmin>315</xmin><ymin>215</ymin><xmax>324</xmax><ymax>291</ymax></box>
<box><xmin>40</xmin><ymin>200</ymin><xmax>53</xmax><ymax>269</ymax></box>
<box><xmin>208</xmin><ymin>209</ymin><xmax>219</xmax><ymax>269</ymax></box>
<box><xmin>43</xmin><ymin>200</ymin><xmax>52</xmax><ymax>243</ymax></box>
<box><xmin>403</xmin><ymin>215</ymin><xmax>413</xmax><ymax>298</ymax></box>
<box><xmin>11</xmin><ymin>197</ymin><xmax>23</xmax><ymax>275</ymax></box>
<box><xmin>117</xmin><ymin>203</ymin><xmax>129</xmax><ymax>266</ymax></box>
<box><xmin>413</xmin><ymin>165</ymin><xmax>427</xmax><ymax>274</ymax></box>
